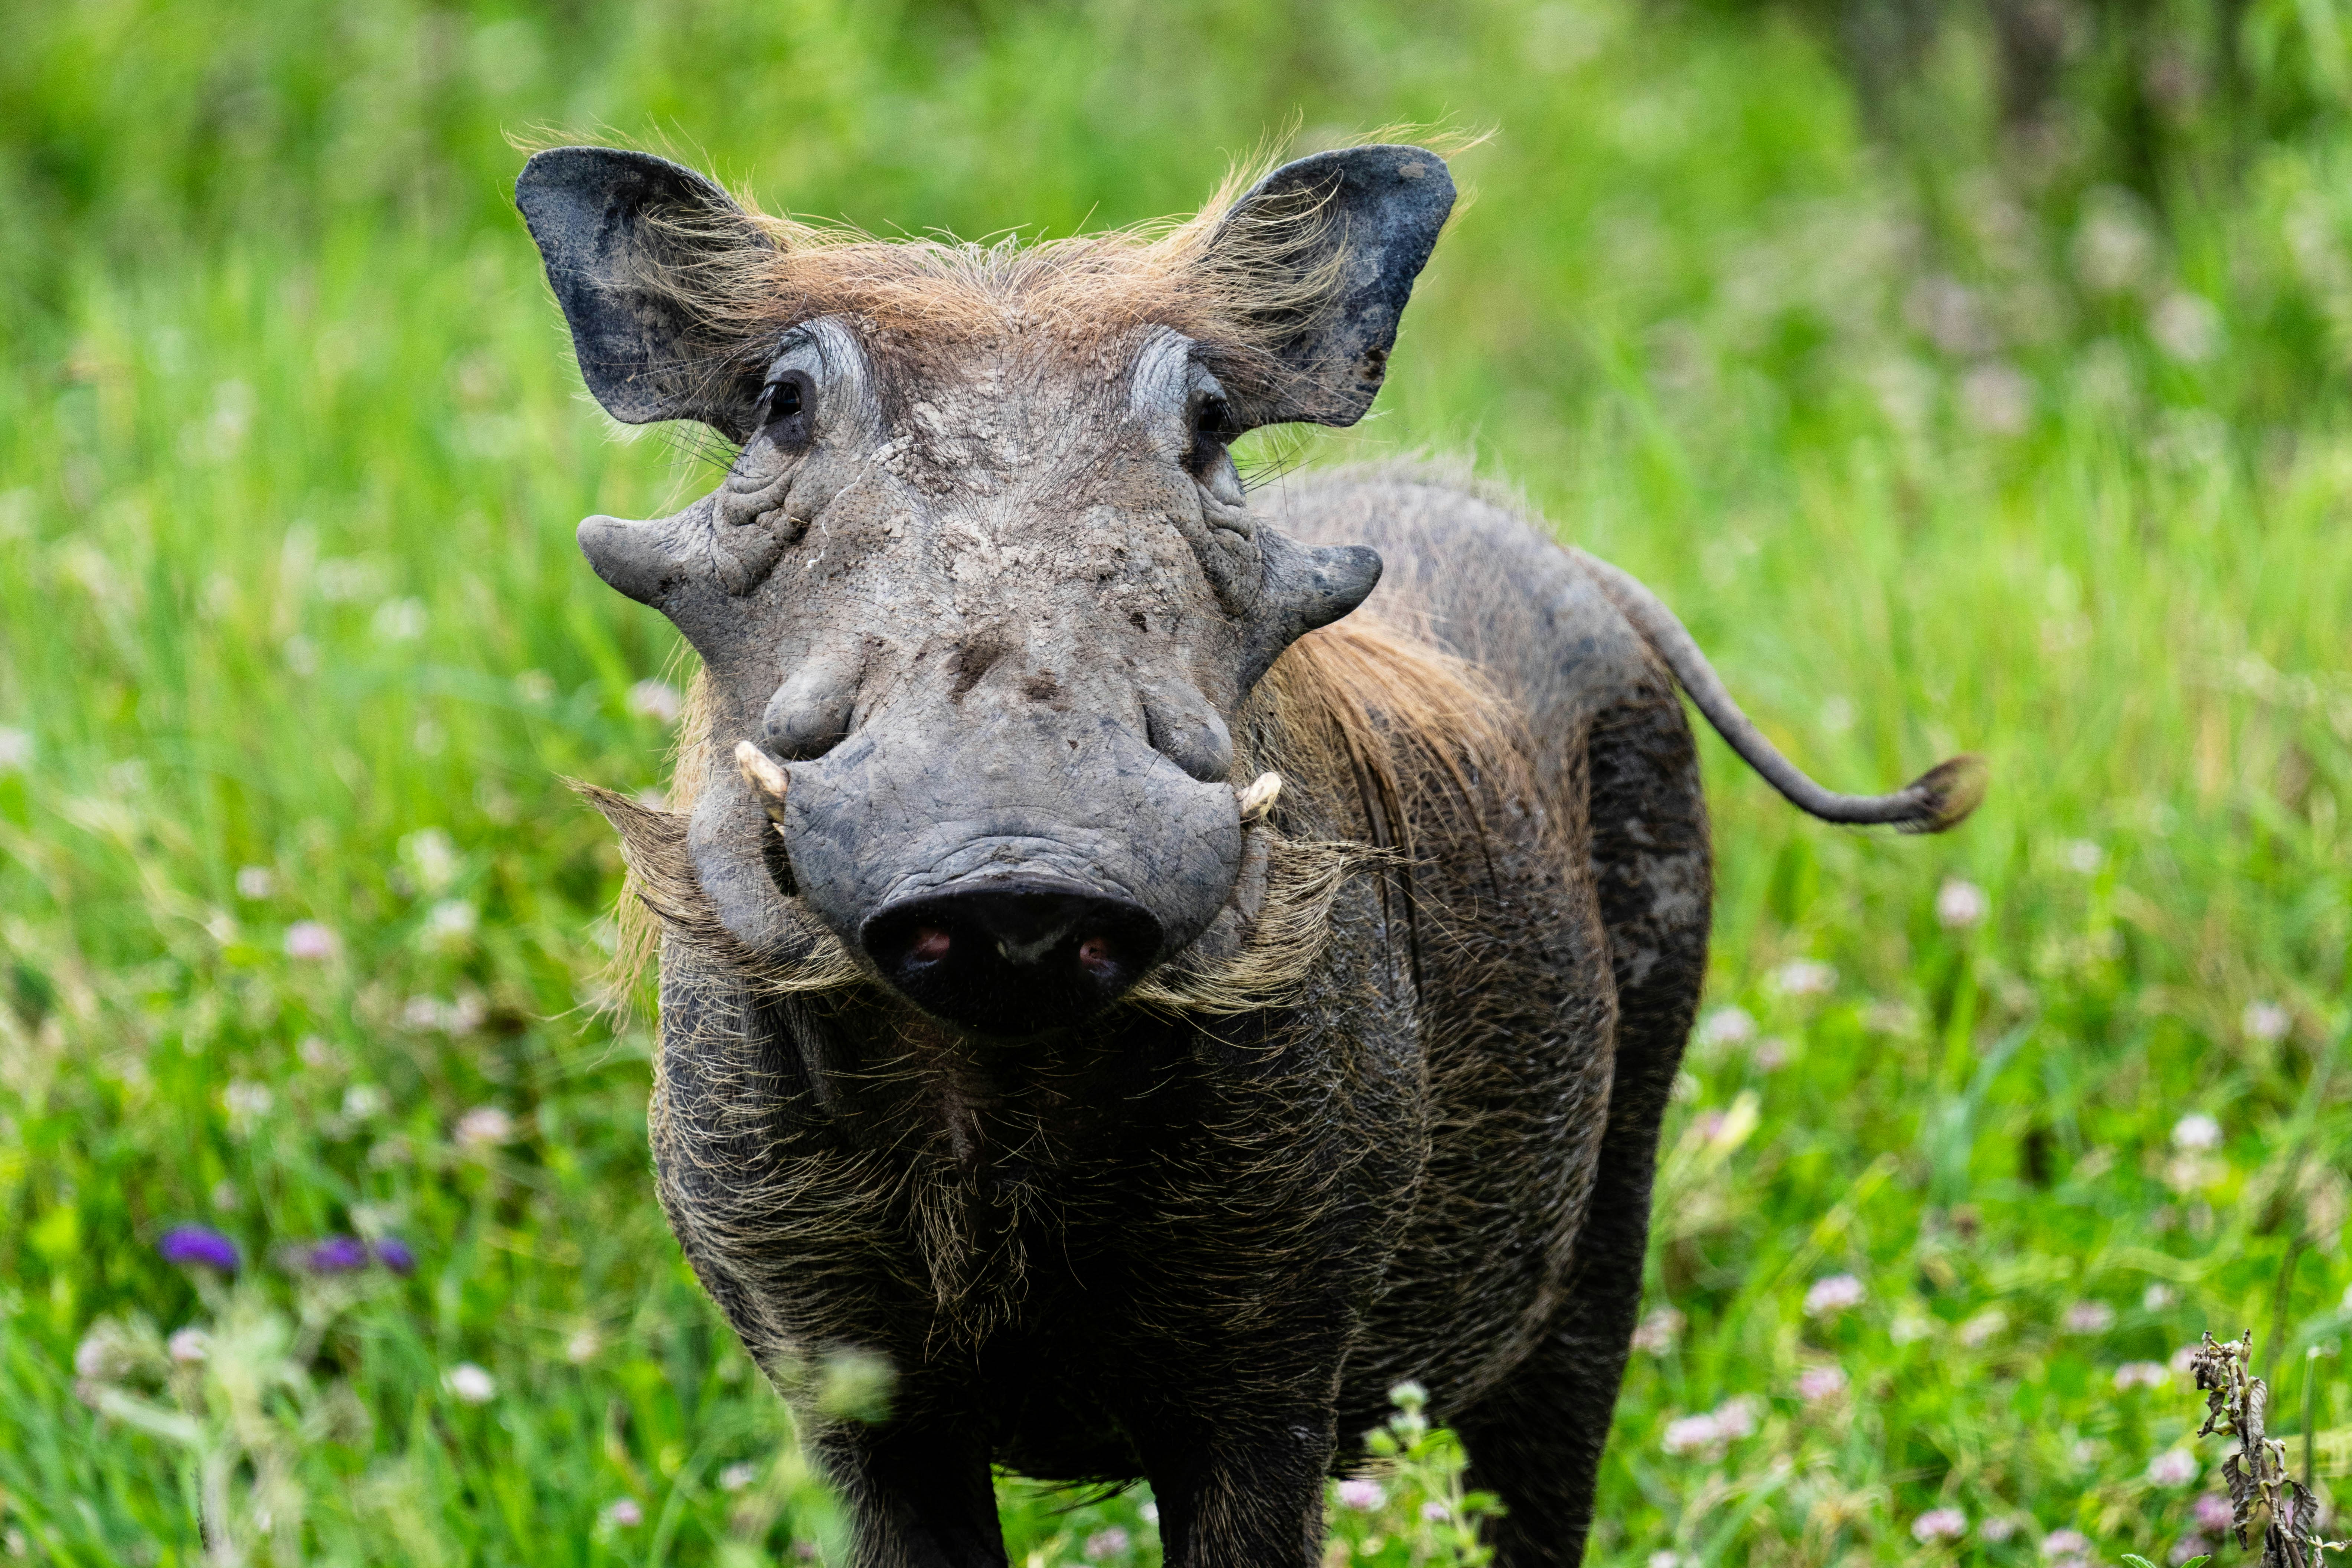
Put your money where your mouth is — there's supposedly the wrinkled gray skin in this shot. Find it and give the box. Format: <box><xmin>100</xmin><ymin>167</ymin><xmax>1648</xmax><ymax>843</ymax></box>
<box><xmin>516</xmin><ymin>144</ymin><xmax>1965</xmax><ymax>1567</ymax></box>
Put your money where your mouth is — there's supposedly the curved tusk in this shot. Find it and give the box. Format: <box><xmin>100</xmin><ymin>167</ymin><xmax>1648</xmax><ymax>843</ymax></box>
<box><xmin>734</xmin><ymin>739</ymin><xmax>790</xmax><ymax>828</ymax></box>
<box><xmin>1235</xmin><ymin>771</ymin><xmax>1283</xmax><ymax>824</ymax></box>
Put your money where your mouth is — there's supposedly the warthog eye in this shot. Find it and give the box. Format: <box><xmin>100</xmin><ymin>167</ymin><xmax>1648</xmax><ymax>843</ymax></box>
<box><xmin>1187</xmin><ymin>393</ymin><xmax>1237</xmax><ymax>479</ymax></box>
<box><xmin>760</xmin><ymin>371</ymin><xmax>815</xmax><ymax>449</ymax></box>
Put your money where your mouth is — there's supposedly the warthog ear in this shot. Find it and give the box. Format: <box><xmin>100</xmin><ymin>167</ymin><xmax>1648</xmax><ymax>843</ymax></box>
<box><xmin>1202</xmin><ymin>145</ymin><xmax>1456</xmax><ymax>429</ymax></box>
<box><xmin>515</xmin><ymin>147</ymin><xmax>774</xmax><ymax>438</ymax></box>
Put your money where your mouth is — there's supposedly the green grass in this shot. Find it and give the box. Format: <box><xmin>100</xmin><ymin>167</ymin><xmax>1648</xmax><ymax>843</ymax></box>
<box><xmin>3</xmin><ymin>0</ymin><xmax>2350</xmax><ymax>1563</ymax></box>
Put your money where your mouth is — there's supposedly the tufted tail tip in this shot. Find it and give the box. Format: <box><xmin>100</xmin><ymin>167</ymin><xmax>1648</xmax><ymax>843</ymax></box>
<box><xmin>1897</xmin><ymin>754</ymin><xmax>1988</xmax><ymax>835</ymax></box>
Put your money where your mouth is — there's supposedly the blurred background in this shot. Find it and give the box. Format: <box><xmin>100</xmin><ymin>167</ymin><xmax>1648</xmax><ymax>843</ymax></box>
<box><xmin>2</xmin><ymin>0</ymin><xmax>2349</xmax><ymax>1562</ymax></box>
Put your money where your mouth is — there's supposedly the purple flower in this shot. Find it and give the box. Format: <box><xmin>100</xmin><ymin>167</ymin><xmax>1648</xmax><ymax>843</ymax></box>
<box><xmin>1911</xmin><ymin>1507</ymin><xmax>1967</xmax><ymax>1543</ymax></box>
<box><xmin>1797</xmin><ymin>1365</ymin><xmax>1849</xmax><ymax>1404</ymax></box>
<box><xmin>284</xmin><ymin>920</ymin><xmax>339</xmax><ymax>961</ymax></box>
<box><xmin>372</xmin><ymin>1237</ymin><xmax>416</xmax><ymax>1275</ymax></box>
<box><xmin>1804</xmin><ymin>1273</ymin><xmax>1866</xmax><ymax>1317</ymax></box>
<box><xmin>158</xmin><ymin>1225</ymin><xmax>239</xmax><ymax>1273</ymax></box>
<box><xmin>301</xmin><ymin>1235</ymin><xmax>370</xmax><ymax>1273</ymax></box>
<box><xmin>2191</xmin><ymin>1494</ymin><xmax>2232</xmax><ymax>1532</ymax></box>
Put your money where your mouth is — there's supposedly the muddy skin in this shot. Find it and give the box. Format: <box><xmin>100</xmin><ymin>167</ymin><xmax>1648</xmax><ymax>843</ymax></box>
<box><xmin>518</xmin><ymin>142</ymin><xmax>1978</xmax><ymax>1567</ymax></box>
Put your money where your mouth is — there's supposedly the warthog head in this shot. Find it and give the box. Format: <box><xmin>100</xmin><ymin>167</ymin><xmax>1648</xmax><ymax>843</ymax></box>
<box><xmin>518</xmin><ymin>143</ymin><xmax>1453</xmax><ymax>1036</ymax></box>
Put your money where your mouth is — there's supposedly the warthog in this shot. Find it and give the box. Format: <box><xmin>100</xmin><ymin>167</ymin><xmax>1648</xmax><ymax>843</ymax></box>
<box><xmin>517</xmin><ymin>141</ymin><xmax>1979</xmax><ymax>1566</ymax></box>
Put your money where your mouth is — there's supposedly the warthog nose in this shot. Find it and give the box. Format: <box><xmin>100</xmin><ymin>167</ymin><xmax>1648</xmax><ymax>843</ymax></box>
<box><xmin>860</xmin><ymin>882</ymin><xmax>1163</xmax><ymax>1036</ymax></box>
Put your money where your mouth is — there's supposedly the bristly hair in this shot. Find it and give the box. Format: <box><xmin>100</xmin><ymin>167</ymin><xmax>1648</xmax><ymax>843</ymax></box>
<box><xmin>519</xmin><ymin>124</ymin><xmax>1483</xmax><ymax>440</ymax></box>
<box><xmin>631</xmin><ymin>177</ymin><xmax>1343</xmax><ymax>431</ymax></box>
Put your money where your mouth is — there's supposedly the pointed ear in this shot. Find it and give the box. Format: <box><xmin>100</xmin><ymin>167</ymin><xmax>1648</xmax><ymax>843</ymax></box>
<box><xmin>515</xmin><ymin>147</ymin><xmax>774</xmax><ymax>438</ymax></box>
<box><xmin>1200</xmin><ymin>145</ymin><xmax>1455</xmax><ymax>430</ymax></box>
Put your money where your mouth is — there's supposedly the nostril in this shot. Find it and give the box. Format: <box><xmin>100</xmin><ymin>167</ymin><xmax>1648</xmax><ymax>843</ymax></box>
<box><xmin>859</xmin><ymin>882</ymin><xmax>1163</xmax><ymax>1035</ymax></box>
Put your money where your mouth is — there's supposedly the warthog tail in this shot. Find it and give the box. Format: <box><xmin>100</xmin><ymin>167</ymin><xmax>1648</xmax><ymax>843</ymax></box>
<box><xmin>1572</xmin><ymin>549</ymin><xmax>1985</xmax><ymax>834</ymax></box>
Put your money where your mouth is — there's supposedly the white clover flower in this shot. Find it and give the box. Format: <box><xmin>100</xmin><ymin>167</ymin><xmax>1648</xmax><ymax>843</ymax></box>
<box><xmin>400</xmin><ymin>827</ymin><xmax>460</xmax><ymax>894</ymax></box>
<box><xmin>1753</xmin><ymin>1037</ymin><xmax>1791</xmax><ymax>1071</ymax></box>
<box><xmin>2146</xmin><ymin>1448</ymin><xmax>2199</xmax><ymax>1487</ymax></box>
<box><xmin>602</xmin><ymin>1498</ymin><xmax>643</xmax><ymax>1528</ymax></box>
<box><xmin>234</xmin><ymin>866</ymin><xmax>275</xmax><ymax>899</ymax></box>
<box><xmin>1083</xmin><ymin>1528</ymin><xmax>1131</xmax><ymax>1560</ymax></box>
<box><xmin>421</xmin><ymin>899</ymin><xmax>477</xmax><ymax>954</ymax></box>
<box><xmin>167</xmin><ymin>1327</ymin><xmax>210</xmax><ymax>1365</ymax></box>
<box><xmin>1710</xmin><ymin>1394</ymin><xmax>1762</xmax><ymax>1439</ymax></box>
<box><xmin>2143</xmin><ymin>1283</ymin><xmax>2176</xmax><ymax>1311</ymax></box>
<box><xmin>2171</xmin><ymin>1113</ymin><xmax>2222</xmax><ymax>1152</ymax></box>
<box><xmin>445</xmin><ymin>1362</ymin><xmax>496</xmax><ymax>1404</ymax></box>
<box><xmin>1936</xmin><ymin>878</ymin><xmax>1989</xmax><ymax>930</ymax></box>
<box><xmin>1695</xmin><ymin>1006</ymin><xmax>1756</xmax><ymax>1050</ymax></box>
<box><xmin>2061</xmin><ymin>839</ymin><xmax>2105</xmax><ymax>875</ymax></box>
<box><xmin>1957</xmin><ymin>1310</ymin><xmax>2007</xmax><ymax>1348</ymax></box>
<box><xmin>2061</xmin><ymin>1301</ymin><xmax>2116</xmax><ymax>1335</ymax></box>
<box><xmin>1660</xmin><ymin>1412</ymin><xmax>1721</xmax><ymax>1456</ymax></box>
<box><xmin>566</xmin><ymin>1328</ymin><xmax>602</xmax><ymax>1365</ymax></box>
<box><xmin>2242</xmin><ymin>1001</ymin><xmax>2291</xmax><ymax>1044</ymax></box>
<box><xmin>1334</xmin><ymin>1478</ymin><xmax>1384</xmax><ymax>1510</ymax></box>
<box><xmin>2073</xmin><ymin>201</ymin><xmax>2155</xmax><ymax>292</ymax></box>
<box><xmin>1979</xmin><ymin>1515</ymin><xmax>2020</xmax><ymax>1543</ymax></box>
<box><xmin>454</xmin><ymin>1106</ymin><xmax>514</xmax><ymax>1152</ymax></box>
<box><xmin>2113</xmin><ymin>1361</ymin><xmax>2169</xmax><ymax>1391</ymax></box>
<box><xmin>284</xmin><ymin>921</ymin><xmax>339</xmax><ymax>961</ymax></box>
<box><xmin>1797</xmin><ymin>1364</ymin><xmax>1848</xmax><ymax>1404</ymax></box>
<box><xmin>1960</xmin><ymin>363</ymin><xmax>2032</xmax><ymax>436</ymax></box>
<box><xmin>2150</xmin><ymin>293</ymin><xmax>2222</xmax><ymax>365</ymax></box>
<box><xmin>1768</xmin><ymin>959</ymin><xmax>1837</xmax><ymax>999</ymax></box>
<box><xmin>1911</xmin><ymin>1507</ymin><xmax>1966</xmax><ymax>1543</ymax></box>
<box><xmin>372</xmin><ymin>598</ymin><xmax>428</xmax><ymax>642</ymax></box>
<box><xmin>2042</xmin><ymin>1528</ymin><xmax>2094</xmax><ymax>1557</ymax></box>
<box><xmin>1803</xmin><ymin>1274</ymin><xmax>1866</xmax><ymax>1317</ymax></box>
<box><xmin>628</xmin><ymin>680</ymin><xmax>683</xmax><ymax>724</ymax></box>
<box><xmin>0</xmin><ymin>727</ymin><xmax>32</xmax><ymax>771</ymax></box>
<box><xmin>223</xmin><ymin>1081</ymin><xmax>273</xmax><ymax>1135</ymax></box>
<box><xmin>342</xmin><ymin>1084</ymin><xmax>389</xmax><ymax>1120</ymax></box>
<box><xmin>1630</xmin><ymin>1306</ymin><xmax>1685</xmax><ymax>1356</ymax></box>
<box><xmin>74</xmin><ymin>1325</ymin><xmax>137</xmax><ymax>1382</ymax></box>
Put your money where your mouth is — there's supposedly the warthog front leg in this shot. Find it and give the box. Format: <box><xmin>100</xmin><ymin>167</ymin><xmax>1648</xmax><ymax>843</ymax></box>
<box><xmin>811</xmin><ymin>1417</ymin><xmax>1006</xmax><ymax>1568</ymax></box>
<box><xmin>1135</xmin><ymin>1410</ymin><xmax>1337</xmax><ymax>1568</ymax></box>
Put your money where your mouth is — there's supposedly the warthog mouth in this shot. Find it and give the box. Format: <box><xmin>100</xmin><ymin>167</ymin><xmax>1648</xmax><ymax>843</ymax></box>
<box><xmin>576</xmin><ymin>780</ymin><xmax>1379</xmax><ymax>1027</ymax></box>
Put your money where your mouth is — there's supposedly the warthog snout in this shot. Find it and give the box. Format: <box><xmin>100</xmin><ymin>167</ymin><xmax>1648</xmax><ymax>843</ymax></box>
<box><xmin>769</xmin><ymin>678</ymin><xmax>1250</xmax><ymax>1034</ymax></box>
<box><xmin>861</xmin><ymin>879</ymin><xmax>1163</xmax><ymax>1034</ymax></box>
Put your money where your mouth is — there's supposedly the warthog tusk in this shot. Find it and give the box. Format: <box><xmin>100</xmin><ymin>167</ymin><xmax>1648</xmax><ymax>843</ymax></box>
<box><xmin>734</xmin><ymin>740</ymin><xmax>790</xmax><ymax>828</ymax></box>
<box><xmin>1235</xmin><ymin>771</ymin><xmax>1282</xmax><ymax>824</ymax></box>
